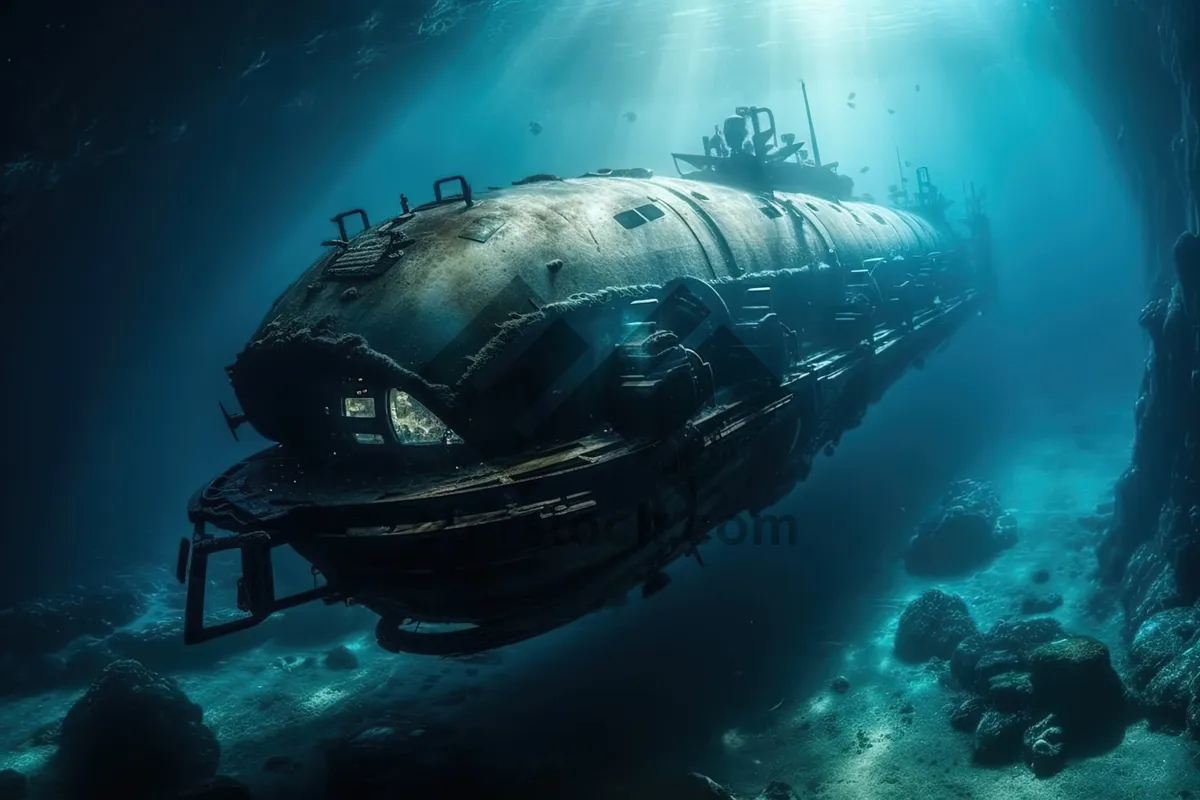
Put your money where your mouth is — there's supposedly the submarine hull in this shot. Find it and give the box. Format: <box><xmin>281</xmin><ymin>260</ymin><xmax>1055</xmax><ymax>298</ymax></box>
<box><xmin>180</xmin><ymin>166</ymin><xmax>991</xmax><ymax>656</ymax></box>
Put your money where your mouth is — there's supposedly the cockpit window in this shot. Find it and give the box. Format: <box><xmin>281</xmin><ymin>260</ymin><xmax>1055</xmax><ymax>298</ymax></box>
<box><xmin>388</xmin><ymin>389</ymin><xmax>463</xmax><ymax>445</ymax></box>
<box><xmin>344</xmin><ymin>397</ymin><xmax>376</xmax><ymax>418</ymax></box>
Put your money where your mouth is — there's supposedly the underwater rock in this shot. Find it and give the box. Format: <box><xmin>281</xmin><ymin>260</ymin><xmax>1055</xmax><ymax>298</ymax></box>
<box><xmin>323</xmin><ymin>644</ymin><xmax>359</xmax><ymax>670</ymax></box>
<box><xmin>973</xmin><ymin>710</ymin><xmax>1030</xmax><ymax>764</ymax></box>
<box><xmin>1122</xmin><ymin>538</ymin><xmax>1186</xmax><ymax>637</ymax></box>
<box><xmin>1098</xmin><ymin>236</ymin><xmax>1200</xmax><ymax>637</ymax></box>
<box><xmin>1028</xmin><ymin>636</ymin><xmax>1127</xmax><ymax>735</ymax></box>
<box><xmin>1022</xmin><ymin>714</ymin><xmax>1066</xmax><ymax>777</ymax></box>
<box><xmin>987</xmin><ymin>671</ymin><xmax>1034</xmax><ymax>712</ymax></box>
<box><xmin>987</xmin><ymin>617</ymin><xmax>1066</xmax><ymax>652</ymax></box>
<box><xmin>829</xmin><ymin>675</ymin><xmax>850</xmax><ymax>693</ymax></box>
<box><xmin>176</xmin><ymin>776</ymin><xmax>254</xmax><ymax>799</ymax></box>
<box><xmin>1128</xmin><ymin>606</ymin><xmax>1200</xmax><ymax>689</ymax></box>
<box><xmin>1187</xmin><ymin>695</ymin><xmax>1200</xmax><ymax>741</ymax></box>
<box><xmin>56</xmin><ymin>659</ymin><xmax>220</xmax><ymax>799</ymax></box>
<box><xmin>107</xmin><ymin>609</ymin><xmax>277</xmax><ymax>672</ymax></box>
<box><xmin>942</xmin><ymin>600</ymin><xmax>1130</xmax><ymax>772</ymax></box>
<box><xmin>950</xmin><ymin>617</ymin><xmax>1063</xmax><ymax>691</ymax></box>
<box><xmin>1020</xmin><ymin>593</ymin><xmax>1063</xmax><ymax>615</ymax></box>
<box><xmin>972</xmin><ymin>650</ymin><xmax>1027</xmax><ymax>693</ymax></box>
<box><xmin>948</xmin><ymin>697</ymin><xmax>988</xmax><ymax>732</ymax></box>
<box><xmin>1142</xmin><ymin>640</ymin><xmax>1200</xmax><ymax>728</ymax></box>
<box><xmin>949</xmin><ymin>635</ymin><xmax>989</xmax><ymax>689</ymax></box>
<box><xmin>903</xmin><ymin>479</ymin><xmax>1016</xmax><ymax>576</ymax></box>
<box><xmin>894</xmin><ymin>589</ymin><xmax>977</xmax><ymax>662</ymax></box>
<box><xmin>0</xmin><ymin>769</ymin><xmax>27</xmax><ymax>800</ymax></box>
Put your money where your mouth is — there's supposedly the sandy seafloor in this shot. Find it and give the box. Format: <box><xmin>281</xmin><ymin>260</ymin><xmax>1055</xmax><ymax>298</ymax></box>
<box><xmin>3</xmin><ymin>399</ymin><xmax>1199</xmax><ymax>799</ymax></box>
<box><xmin>709</xmin><ymin>401</ymin><xmax>1200</xmax><ymax>800</ymax></box>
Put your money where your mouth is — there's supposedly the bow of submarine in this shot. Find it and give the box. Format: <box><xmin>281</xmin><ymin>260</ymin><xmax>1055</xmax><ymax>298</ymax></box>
<box><xmin>178</xmin><ymin>171</ymin><xmax>993</xmax><ymax>656</ymax></box>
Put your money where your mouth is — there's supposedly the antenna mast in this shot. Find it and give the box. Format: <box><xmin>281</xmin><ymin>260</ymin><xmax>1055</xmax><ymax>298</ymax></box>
<box><xmin>801</xmin><ymin>80</ymin><xmax>822</xmax><ymax>167</ymax></box>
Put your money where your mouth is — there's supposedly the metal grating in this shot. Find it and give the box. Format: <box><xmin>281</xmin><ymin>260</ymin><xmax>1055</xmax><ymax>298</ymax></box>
<box><xmin>324</xmin><ymin>234</ymin><xmax>401</xmax><ymax>280</ymax></box>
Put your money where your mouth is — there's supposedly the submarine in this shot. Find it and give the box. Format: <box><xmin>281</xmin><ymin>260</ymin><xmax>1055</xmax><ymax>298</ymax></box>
<box><xmin>177</xmin><ymin>98</ymin><xmax>994</xmax><ymax>656</ymax></box>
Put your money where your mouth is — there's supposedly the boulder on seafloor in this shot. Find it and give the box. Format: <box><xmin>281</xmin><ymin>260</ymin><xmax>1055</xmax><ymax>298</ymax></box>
<box><xmin>973</xmin><ymin>710</ymin><xmax>1031</xmax><ymax>764</ymax></box>
<box><xmin>55</xmin><ymin>659</ymin><xmax>220</xmax><ymax>799</ymax></box>
<box><xmin>1128</xmin><ymin>606</ymin><xmax>1200</xmax><ymax>691</ymax></box>
<box><xmin>986</xmin><ymin>671</ymin><xmax>1034</xmax><ymax>713</ymax></box>
<box><xmin>0</xmin><ymin>769</ymin><xmax>28</xmax><ymax>800</ymax></box>
<box><xmin>1028</xmin><ymin>636</ymin><xmax>1128</xmax><ymax>738</ymax></box>
<box><xmin>1022</xmin><ymin>714</ymin><xmax>1066</xmax><ymax>777</ymax></box>
<box><xmin>949</xmin><ymin>697</ymin><xmax>988</xmax><ymax>732</ymax></box>
<box><xmin>904</xmin><ymin>479</ymin><xmax>1018</xmax><ymax>576</ymax></box>
<box><xmin>950</xmin><ymin>617</ymin><xmax>1064</xmax><ymax>691</ymax></box>
<box><xmin>894</xmin><ymin>589</ymin><xmax>977</xmax><ymax>662</ymax></box>
<box><xmin>1142</xmin><ymin>637</ymin><xmax>1200</xmax><ymax>729</ymax></box>
<box><xmin>931</xmin><ymin>598</ymin><xmax>1130</xmax><ymax>774</ymax></box>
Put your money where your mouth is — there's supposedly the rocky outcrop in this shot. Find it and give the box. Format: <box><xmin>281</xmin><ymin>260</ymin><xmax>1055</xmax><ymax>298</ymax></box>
<box><xmin>1096</xmin><ymin>235</ymin><xmax>1200</xmax><ymax>645</ymax></box>
<box><xmin>903</xmin><ymin>480</ymin><xmax>1017</xmax><ymax>576</ymax></box>
<box><xmin>894</xmin><ymin>589</ymin><xmax>978</xmax><ymax>663</ymax></box>
<box><xmin>1022</xmin><ymin>714</ymin><xmax>1066</xmax><ymax>777</ymax></box>
<box><xmin>1127</xmin><ymin>606</ymin><xmax>1200</xmax><ymax>690</ymax></box>
<box><xmin>0</xmin><ymin>770</ymin><xmax>27</xmax><ymax>800</ymax></box>
<box><xmin>937</xmin><ymin>603</ymin><xmax>1129</xmax><ymax>775</ymax></box>
<box><xmin>1027</xmin><ymin>636</ymin><xmax>1127</xmax><ymax>736</ymax></box>
<box><xmin>55</xmin><ymin>659</ymin><xmax>220</xmax><ymax>799</ymax></box>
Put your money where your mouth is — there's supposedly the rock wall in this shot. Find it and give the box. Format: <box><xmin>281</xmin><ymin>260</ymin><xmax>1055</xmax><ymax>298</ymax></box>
<box><xmin>1047</xmin><ymin>1</ymin><xmax>1200</xmax><ymax>637</ymax></box>
<box><xmin>1098</xmin><ymin>234</ymin><xmax>1200</xmax><ymax>637</ymax></box>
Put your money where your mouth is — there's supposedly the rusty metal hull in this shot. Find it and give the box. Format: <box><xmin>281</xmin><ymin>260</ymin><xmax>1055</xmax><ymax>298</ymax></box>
<box><xmin>178</xmin><ymin>166</ymin><xmax>992</xmax><ymax>656</ymax></box>
<box><xmin>227</xmin><ymin>175</ymin><xmax>966</xmax><ymax>452</ymax></box>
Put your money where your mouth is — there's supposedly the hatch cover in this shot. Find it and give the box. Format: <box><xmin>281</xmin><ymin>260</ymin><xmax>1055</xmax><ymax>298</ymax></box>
<box><xmin>460</xmin><ymin>216</ymin><xmax>507</xmax><ymax>243</ymax></box>
<box><xmin>324</xmin><ymin>232</ymin><xmax>407</xmax><ymax>280</ymax></box>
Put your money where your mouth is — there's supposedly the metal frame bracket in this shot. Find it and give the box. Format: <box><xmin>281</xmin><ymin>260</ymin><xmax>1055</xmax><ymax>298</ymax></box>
<box><xmin>178</xmin><ymin>521</ymin><xmax>334</xmax><ymax>645</ymax></box>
